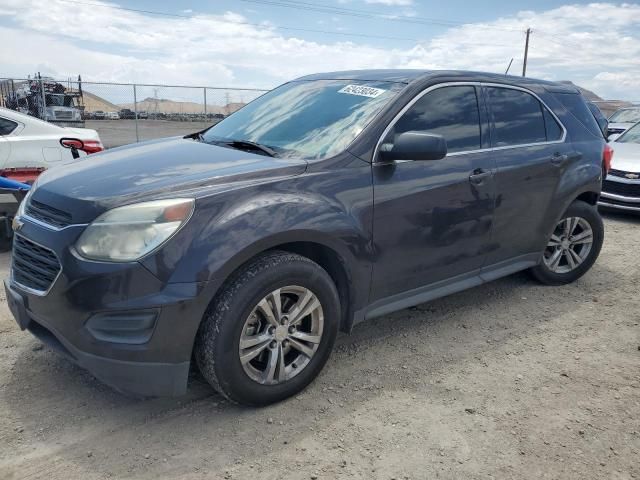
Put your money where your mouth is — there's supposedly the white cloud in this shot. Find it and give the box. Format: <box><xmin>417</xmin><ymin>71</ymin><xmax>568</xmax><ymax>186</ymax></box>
<box><xmin>0</xmin><ymin>0</ymin><xmax>638</xmax><ymax>100</ymax></box>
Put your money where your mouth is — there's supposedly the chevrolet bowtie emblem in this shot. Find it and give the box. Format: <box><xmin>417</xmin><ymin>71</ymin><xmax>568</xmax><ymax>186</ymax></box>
<box><xmin>12</xmin><ymin>216</ymin><xmax>24</xmax><ymax>232</ymax></box>
<box><xmin>625</xmin><ymin>172</ymin><xmax>640</xmax><ymax>179</ymax></box>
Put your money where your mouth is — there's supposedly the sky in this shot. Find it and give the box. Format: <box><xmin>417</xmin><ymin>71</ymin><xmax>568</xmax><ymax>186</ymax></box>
<box><xmin>0</xmin><ymin>0</ymin><xmax>639</xmax><ymax>101</ymax></box>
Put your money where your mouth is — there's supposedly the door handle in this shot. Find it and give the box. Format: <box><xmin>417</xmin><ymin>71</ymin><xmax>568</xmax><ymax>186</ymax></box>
<box><xmin>550</xmin><ymin>153</ymin><xmax>569</xmax><ymax>165</ymax></box>
<box><xmin>469</xmin><ymin>169</ymin><xmax>492</xmax><ymax>185</ymax></box>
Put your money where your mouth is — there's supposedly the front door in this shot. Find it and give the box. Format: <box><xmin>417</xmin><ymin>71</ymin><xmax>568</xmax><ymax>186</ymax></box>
<box><xmin>370</xmin><ymin>84</ymin><xmax>496</xmax><ymax>302</ymax></box>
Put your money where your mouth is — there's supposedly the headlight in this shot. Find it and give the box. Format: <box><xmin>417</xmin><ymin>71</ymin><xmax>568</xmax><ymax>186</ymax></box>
<box><xmin>75</xmin><ymin>198</ymin><xmax>194</xmax><ymax>262</ymax></box>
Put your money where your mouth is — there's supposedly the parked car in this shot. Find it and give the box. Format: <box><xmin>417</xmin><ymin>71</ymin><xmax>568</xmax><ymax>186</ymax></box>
<box><xmin>119</xmin><ymin>109</ymin><xmax>136</xmax><ymax>119</ymax></box>
<box><xmin>106</xmin><ymin>111</ymin><xmax>120</xmax><ymax>120</ymax></box>
<box><xmin>137</xmin><ymin>111</ymin><xmax>148</xmax><ymax>119</ymax></box>
<box><xmin>0</xmin><ymin>107</ymin><xmax>103</xmax><ymax>248</ymax></box>
<box><xmin>607</xmin><ymin>107</ymin><xmax>640</xmax><ymax>137</ymax></box>
<box><xmin>599</xmin><ymin>121</ymin><xmax>640</xmax><ymax>213</ymax></box>
<box><xmin>5</xmin><ymin>70</ymin><xmax>607</xmax><ymax>405</ymax></box>
<box><xmin>93</xmin><ymin>110</ymin><xmax>106</xmax><ymax>120</ymax></box>
<box><xmin>0</xmin><ymin>107</ymin><xmax>103</xmax><ymax>180</ymax></box>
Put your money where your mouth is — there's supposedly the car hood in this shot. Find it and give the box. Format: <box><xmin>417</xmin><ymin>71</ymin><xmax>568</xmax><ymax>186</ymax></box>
<box><xmin>609</xmin><ymin>142</ymin><xmax>640</xmax><ymax>173</ymax></box>
<box><xmin>31</xmin><ymin>137</ymin><xmax>307</xmax><ymax>223</ymax></box>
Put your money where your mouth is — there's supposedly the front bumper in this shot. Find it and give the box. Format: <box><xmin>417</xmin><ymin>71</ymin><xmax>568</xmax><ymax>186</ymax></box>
<box><xmin>5</xmin><ymin>216</ymin><xmax>213</xmax><ymax>397</ymax></box>
<box><xmin>599</xmin><ymin>176</ymin><xmax>640</xmax><ymax>213</ymax></box>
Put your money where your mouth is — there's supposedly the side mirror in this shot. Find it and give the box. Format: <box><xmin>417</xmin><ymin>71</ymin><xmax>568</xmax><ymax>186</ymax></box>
<box><xmin>378</xmin><ymin>131</ymin><xmax>447</xmax><ymax>162</ymax></box>
<box><xmin>607</xmin><ymin>133</ymin><xmax>621</xmax><ymax>142</ymax></box>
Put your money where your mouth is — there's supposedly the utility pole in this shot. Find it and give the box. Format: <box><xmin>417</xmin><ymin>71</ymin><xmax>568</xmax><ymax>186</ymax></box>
<box><xmin>522</xmin><ymin>28</ymin><xmax>531</xmax><ymax>77</ymax></box>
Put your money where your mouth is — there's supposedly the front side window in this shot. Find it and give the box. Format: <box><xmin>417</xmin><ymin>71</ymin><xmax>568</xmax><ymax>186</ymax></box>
<box><xmin>203</xmin><ymin>80</ymin><xmax>403</xmax><ymax>160</ymax></box>
<box><xmin>0</xmin><ymin>117</ymin><xmax>18</xmax><ymax>135</ymax></box>
<box><xmin>388</xmin><ymin>85</ymin><xmax>481</xmax><ymax>154</ymax></box>
<box><xmin>487</xmin><ymin>87</ymin><xmax>548</xmax><ymax>147</ymax></box>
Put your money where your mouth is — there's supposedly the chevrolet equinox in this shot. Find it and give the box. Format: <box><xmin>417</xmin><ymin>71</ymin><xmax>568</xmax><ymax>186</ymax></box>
<box><xmin>5</xmin><ymin>70</ymin><xmax>608</xmax><ymax>406</ymax></box>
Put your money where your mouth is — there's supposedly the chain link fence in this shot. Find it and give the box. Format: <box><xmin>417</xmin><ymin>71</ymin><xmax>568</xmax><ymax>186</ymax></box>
<box><xmin>0</xmin><ymin>75</ymin><xmax>269</xmax><ymax>148</ymax></box>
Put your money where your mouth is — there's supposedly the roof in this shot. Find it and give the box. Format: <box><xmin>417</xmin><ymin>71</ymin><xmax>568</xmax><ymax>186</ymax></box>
<box><xmin>295</xmin><ymin>69</ymin><xmax>578</xmax><ymax>92</ymax></box>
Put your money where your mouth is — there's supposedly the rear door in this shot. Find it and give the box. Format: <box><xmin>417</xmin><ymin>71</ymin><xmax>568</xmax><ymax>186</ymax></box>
<box><xmin>370</xmin><ymin>84</ymin><xmax>496</xmax><ymax>301</ymax></box>
<box><xmin>482</xmin><ymin>85</ymin><xmax>575</xmax><ymax>267</ymax></box>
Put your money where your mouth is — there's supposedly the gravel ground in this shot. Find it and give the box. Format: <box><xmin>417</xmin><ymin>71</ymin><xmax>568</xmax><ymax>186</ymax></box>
<box><xmin>0</xmin><ymin>211</ymin><xmax>638</xmax><ymax>480</ymax></box>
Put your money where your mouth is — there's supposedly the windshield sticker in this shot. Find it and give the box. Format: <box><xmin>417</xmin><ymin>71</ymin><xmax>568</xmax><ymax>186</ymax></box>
<box><xmin>338</xmin><ymin>85</ymin><xmax>386</xmax><ymax>98</ymax></box>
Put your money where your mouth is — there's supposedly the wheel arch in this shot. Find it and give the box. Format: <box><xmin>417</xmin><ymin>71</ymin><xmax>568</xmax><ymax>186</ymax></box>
<box><xmin>203</xmin><ymin>231</ymin><xmax>368</xmax><ymax>335</ymax></box>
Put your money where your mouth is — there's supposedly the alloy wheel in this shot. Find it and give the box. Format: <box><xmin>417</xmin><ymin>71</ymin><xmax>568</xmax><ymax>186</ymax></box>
<box><xmin>238</xmin><ymin>286</ymin><xmax>324</xmax><ymax>385</ymax></box>
<box><xmin>543</xmin><ymin>216</ymin><xmax>593</xmax><ymax>274</ymax></box>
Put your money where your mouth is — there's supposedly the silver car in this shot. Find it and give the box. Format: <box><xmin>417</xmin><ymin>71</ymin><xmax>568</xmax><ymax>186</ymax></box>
<box><xmin>600</xmin><ymin>122</ymin><xmax>640</xmax><ymax>213</ymax></box>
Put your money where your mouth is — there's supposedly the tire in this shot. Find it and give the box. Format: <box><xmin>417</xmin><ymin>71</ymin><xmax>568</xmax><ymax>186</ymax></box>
<box><xmin>530</xmin><ymin>200</ymin><xmax>604</xmax><ymax>285</ymax></box>
<box><xmin>194</xmin><ymin>250</ymin><xmax>340</xmax><ymax>406</ymax></box>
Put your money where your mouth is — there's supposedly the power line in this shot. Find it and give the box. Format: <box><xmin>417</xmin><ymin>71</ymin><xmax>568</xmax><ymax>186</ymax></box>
<box><xmin>240</xmin><ymin>0</ymin><xmax>526</xmax><ymax>33</ymax></box>
<box><xmin>54</xmin><ymin>0</ymin><xmax>518</xmax><ymax>48</ymax></box>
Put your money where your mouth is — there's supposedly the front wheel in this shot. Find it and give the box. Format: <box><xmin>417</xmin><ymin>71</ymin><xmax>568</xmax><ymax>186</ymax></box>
<box><xmin>530</xmin><ymin>200</ymin><xmax>604</xmax><ymax>285</ymax></box>
<box><xmin>194</xmin><ymin>251</ymin><xmax>340</xmax><ymax>406</ymax></box>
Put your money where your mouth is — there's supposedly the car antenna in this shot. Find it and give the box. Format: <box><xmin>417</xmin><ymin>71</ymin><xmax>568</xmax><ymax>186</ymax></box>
<box><xmin>505</xmin><ymin>58</ymin><xmax>514</xmax><ymax>76</ymax></box>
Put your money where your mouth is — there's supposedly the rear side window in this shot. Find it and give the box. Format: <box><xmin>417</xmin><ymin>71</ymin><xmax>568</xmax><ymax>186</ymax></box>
<box><xmin>555</xmin><ymin>93</ymin><xmax>602</xmax><ymax>138</ymax></box>
<box><xmin>391</xmin><ymin>85</ymin><xmax>481</xmax><ymax>154</ymax></box>
<box><xmin>543</xmin><ymin>109</ymin><xmax>563</xmax><ymax>141</ymax></box>
<box><xmin>486</xmin><ymin>87</ymin><xmax>548</xmax><ymax>147</ymax></box>
<box><xmin>0</xmin><ymin>117</ymin><xmax>18</xmax><ymax>135</ymax></box>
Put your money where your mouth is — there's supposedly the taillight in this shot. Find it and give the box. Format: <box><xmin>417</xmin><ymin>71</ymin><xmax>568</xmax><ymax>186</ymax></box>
<box><xmin>81</xmin><ymin>140</ymin><xmax>104</xmax><ymax>154</ymax></box>
<box><xmin>603</xmin><ymin>143</ymin><xmax>614</xmax><ymax>174</ymax></box>
<box><xmin>60</xmin><ymin>138</ymin><xmax>104</xmax><ymax>154</ymax></box>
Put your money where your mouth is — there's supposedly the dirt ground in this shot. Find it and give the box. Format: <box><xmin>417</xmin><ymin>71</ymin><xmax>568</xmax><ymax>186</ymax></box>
<box><xmin>85</xmin><ymin>120</ymin><xmax>214</xmax><ymax>148</ymax></box>
<box><xmin>0</xmin><ymin>211</ymin><xmax>638</xmax><ymax>480</ymax></box>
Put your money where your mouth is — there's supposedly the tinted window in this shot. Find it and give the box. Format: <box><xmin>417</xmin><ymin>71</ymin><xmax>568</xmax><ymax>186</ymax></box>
<box><xmin>587</xmin><ymin>102</ymin><xmax>608</xmax><ymax>136</ymax></box>
<box><xmin>391</xmin><ymin>85</ymin><xmax>481</xmax><ymax>154</ymax></box>
<box><xmin>543</xmin><ymin>109</ymin><xmax>563</xmax><ymax>141</ymax></box>
<box><xmin>0</xmin><ymin>117</ymin><xmax>18</xmax><ymax>135</ymax></box>
<box><xmin>487</xmin><ymin>87</ymin><xmax>547</xmax><ymax>147</ymax></box>
<box><xmin>556</xmin><ymin>93</ymin><xmax>602</xmax><ymax>138</ymax></box>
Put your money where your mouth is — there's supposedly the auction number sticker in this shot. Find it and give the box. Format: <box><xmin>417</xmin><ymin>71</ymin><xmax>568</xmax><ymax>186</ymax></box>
<box><xmin>338</xmin><ymin>85</ymin><xmax>386</xmax><ymax>98</ymax></box>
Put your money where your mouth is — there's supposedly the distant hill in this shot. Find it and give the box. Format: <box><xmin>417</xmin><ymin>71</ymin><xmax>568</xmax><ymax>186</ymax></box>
<box><xmin>118</xmin><ymin>97</ymin><xmax>246</xmax><ymax>115</ymax></box>
<box><xmin>80</xmin><ymin>89</ymin><xmax>120</xmax><ymax>112</ymax></box>
<box><xmin>560</xmin><ymin>81</ymin><xmax>633</xmax><ymax>116</ymax></box>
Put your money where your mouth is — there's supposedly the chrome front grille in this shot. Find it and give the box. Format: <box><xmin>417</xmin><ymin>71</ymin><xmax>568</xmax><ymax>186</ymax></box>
<box><xmin>26</xmin><ymin>200</ymin><xmax>73</xmax><ymax>228</ymax></box>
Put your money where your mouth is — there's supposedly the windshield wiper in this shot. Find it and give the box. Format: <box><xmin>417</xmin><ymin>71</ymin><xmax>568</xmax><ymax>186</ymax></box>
<box><xmin>222</xmin><ymin>139</ymin><xmax>278</xmax><ymax>157</ymax></box>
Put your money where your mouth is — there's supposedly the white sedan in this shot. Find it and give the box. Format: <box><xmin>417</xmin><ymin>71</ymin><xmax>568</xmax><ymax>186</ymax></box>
<box><xmin>600</xmin><ymin>122</ymin><xmax>640</xmax><ymax>214</ymax></box>
<box><xmin>0</xmin><ymin>107</ymin><xmax>103</xmax><ymax>183</ymax></box>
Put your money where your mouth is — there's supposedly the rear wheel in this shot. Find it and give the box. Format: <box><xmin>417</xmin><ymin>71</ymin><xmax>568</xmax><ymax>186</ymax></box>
<box><xmin>530</xmin><ymin>200</ymin><xmax>604</xmax><ymax>285</ymax></box>
<box><xmin>194</xmin><ymin>251</ymin><xmax>340</xmax><ymax>406</ymax></box>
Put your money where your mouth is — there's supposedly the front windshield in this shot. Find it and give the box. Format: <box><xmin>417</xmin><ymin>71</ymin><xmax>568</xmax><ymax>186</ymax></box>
<box><xmin>617</xmin><ymin>123</ymin><xmax>640</xmax><ymax>143</ymax></box>
<box><xmin>202</xmin><ymin>80</ymin><xmax>403</xmax><ymax>159</ymax></box>
<box><xmin>46</xmin><ymin>95</ymin><xmax>74</xmax><ymax>107</ymax></box>
<box><xmin>609</xmin><ymin>108</ymin><xmax>640</xmax><ymax>123</ymax></box>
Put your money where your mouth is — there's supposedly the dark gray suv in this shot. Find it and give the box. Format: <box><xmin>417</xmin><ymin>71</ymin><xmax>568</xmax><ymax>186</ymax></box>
<box><xmin>5</xmin><ymin>70</ymin><xmax>608</xmax><ymax>406</ymax></box>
